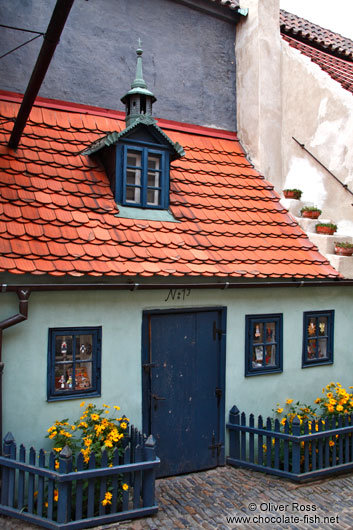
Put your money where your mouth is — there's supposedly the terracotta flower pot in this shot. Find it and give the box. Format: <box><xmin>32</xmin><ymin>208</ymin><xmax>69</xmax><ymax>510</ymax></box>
<box><xmin>316</xmin><ymin>226</ymin><xmax>336</xmax><ymax>235</ymax></box>
<box><xmin>283</xmin><ymin>190</ymin><xmax>300</xmax><ymax>199</ymax></box>
<box><xmin>335</xmin><ymin>246</ymin><xmax>353</xmax><ymax>256</ymax></box>
<box><xmin>302</xmin><ymin>210</ymin><xmax>320</xmax><ymax>219</ymax></box>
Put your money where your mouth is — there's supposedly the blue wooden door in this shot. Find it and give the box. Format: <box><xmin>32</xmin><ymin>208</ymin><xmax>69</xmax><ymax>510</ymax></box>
<box><xmin>142</xmin><ymin>308</ymin><xmax>226</xmax><ymax>477</ymax></box>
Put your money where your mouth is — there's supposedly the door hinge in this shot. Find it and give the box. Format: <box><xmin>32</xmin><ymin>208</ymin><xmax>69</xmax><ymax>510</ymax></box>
<box><xmin>143</xmin><ymin>362</ymin><xmax>158</xmax><ymax>371</ymax></box>
<box><xmin>208</xmin><ymin>431</ymin><xmax>223</xmax><ymax>457</ymax></box>
<box><xmin>213</xmin><ymin>321</ymin><xmax>223</xmax><ymax>341</ymax></box>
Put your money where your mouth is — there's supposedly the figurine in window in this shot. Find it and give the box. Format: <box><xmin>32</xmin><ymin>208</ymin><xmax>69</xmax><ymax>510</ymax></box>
<box><xmin>59</xmin><ymin>375</ymin><xmax>65</xmax><ymax>389</ymax></box>
<box><xmin>67</xmin><ymin>376</ymin><xmax>73</xmax><ymax>389</ymax></box>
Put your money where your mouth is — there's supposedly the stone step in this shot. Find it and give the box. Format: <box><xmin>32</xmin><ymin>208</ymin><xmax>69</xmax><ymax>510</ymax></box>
<box><xmin>324</xmin><ymin>253</ymin><xmax>353</xmax><ymax>279</ymax></box>
<box><xmin>308</xmin><ymin>233</ymin><xmax>352</xmax><ymax>255</ymax></box>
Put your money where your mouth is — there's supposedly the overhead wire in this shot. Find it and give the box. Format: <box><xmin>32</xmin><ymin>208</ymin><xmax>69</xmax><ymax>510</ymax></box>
<box><xmin>0</xmin><ymin>24</ymin><xmax>44</xmax><ymax>60</ymax></box>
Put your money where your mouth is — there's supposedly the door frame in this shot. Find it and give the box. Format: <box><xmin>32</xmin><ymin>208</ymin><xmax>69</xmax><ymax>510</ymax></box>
<box><xmin>141</xmin><ymin>306</ymin><xmax>227</xmax><ymax>468</ymax></box>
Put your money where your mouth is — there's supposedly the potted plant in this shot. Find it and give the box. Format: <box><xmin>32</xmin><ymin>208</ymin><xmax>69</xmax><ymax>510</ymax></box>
<box><xmin>283</xmin><ymin>188</ymin><xmax>302</xmax><ymax>200</ymax></box>
<box><xmin>315</xmin><ymin>223</ymin><xmax>337</xmax><ymax>235</ymax></box>
<box><xmin>300</xmin><ymin>206</ymin><xmax>322</xmax><ymax>219</ymax></box>
<box><xmin>334</xmin><ymin>242</ymin><xmax>353</xmax><ymax>256</ymax></box>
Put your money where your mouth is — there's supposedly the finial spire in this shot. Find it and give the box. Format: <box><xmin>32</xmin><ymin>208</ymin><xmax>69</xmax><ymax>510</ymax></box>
<box><xmin>131</xmin><ymin>39</ymin><xmax>147</xmax><ymax>90</ymax></box>
<box><xmin>121</xmin><ymin>41</ymin><xmax>156</xmax><ymax>127</ymax></box>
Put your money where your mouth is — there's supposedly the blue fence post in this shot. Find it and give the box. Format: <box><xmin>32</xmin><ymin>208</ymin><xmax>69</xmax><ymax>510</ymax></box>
<box><xmin>291</xmin><ymin>416</ymin><xmax>301</xmax><ymax>475</ymax></box>
<box><xmin>57</xmin><ymin>445</ymin><xmax>72</xmax><ymax>524</ymax></box>
<box><xmin>1</xmin><ymin>432</ymin><xmax>15</xmax><ymax>506</ymax></box>
<box><xmin>228</xmin><ymin>406</ymin><xmax>240</xmax><ymax>460</ymax></box>
<box><xmin>142</xmin><ymin>435</ymin><xmax>157</xmax><ymax>508</ymax></box>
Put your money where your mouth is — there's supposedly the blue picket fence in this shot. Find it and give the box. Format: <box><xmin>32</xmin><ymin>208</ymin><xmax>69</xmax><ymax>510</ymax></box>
<box><xmin>0</xmin><ymin>428</ymin><xmax>160</xmax><ymax>529</ymax></box>
<box><xmin>227</xmin><ymin>406</ymin><xmax>353</xmax><ymax>482</ymax></box>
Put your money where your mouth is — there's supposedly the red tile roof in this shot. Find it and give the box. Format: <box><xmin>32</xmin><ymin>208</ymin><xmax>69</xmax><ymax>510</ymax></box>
<box><xmin>0</xmin><ymin>92</ymin><xmax>340</xmax><ymax>280</ymax></box>
<box><xmin>280</xmin><ymin>10</ymin><xmax>353</xmax><ymax>94</ymax></box>
<box><xmin>282</xmin><ymin>34</ymin><xmax>353</xmax><ymax>93</ymax></box>
<box><xmin>280</xmin><ymin>9</ymin><xmax>353</xmax><ymax>60</ymax></box>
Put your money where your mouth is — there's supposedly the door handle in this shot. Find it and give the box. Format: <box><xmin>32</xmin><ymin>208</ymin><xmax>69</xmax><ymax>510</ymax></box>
<box><xmin>151</xmin><ymin>393</ymin><xmax>166</xmax><ymax>401</ymax></box>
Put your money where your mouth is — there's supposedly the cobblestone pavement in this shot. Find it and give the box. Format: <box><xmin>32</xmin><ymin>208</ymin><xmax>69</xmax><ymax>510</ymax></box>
<box><xmin>0</xmin><ymin>466</ymin><xmax>352</xmax><ymax>530</ymax></box>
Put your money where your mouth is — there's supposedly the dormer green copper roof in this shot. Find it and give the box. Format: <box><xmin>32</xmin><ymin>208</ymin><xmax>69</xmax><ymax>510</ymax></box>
<box><xmin>81</xmin><ymin>114</ymin><xmax>185</xmax><ymax>160</ymax></box>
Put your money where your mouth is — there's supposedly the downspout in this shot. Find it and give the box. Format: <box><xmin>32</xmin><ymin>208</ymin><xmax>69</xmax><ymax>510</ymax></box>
<box><xmin>0</xmin><ymin>289</ymin><xmax>30</xmax><ymax>451</ymax></box>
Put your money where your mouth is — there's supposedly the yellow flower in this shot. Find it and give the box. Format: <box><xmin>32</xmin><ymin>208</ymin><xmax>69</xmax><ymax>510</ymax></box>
<box><xmin>280</xmin><ymin>418</ymin><xmax>287</xmax><ymax>425</ymax></box>
<box><xmin>90</xmin><ymin>414</ymin><xmax>100</xmax><ymax>421</ymax></box>
<box><xmin>327</xmin><ymin>392</ymin><xmax>333</xmax><ymax>399</ymax></box>
<box><xmin>49</xmin><ymin>431</ymin><xmax>57</xmax><ymax>439</ymax></box>
<box><xmin>276</xmin><ymin>408</ymin><xmax>283</xmax><ymax>414</ymax></box>
<box><xmin>262</xmin><ymin>444</ymin><xmax>267</xmax><ymax>452</ymax></box>
<box><xmin>285</xmin><ymin>399</ymin><xmax>293</xmax><ymax>405</ymax></box>
<box><xmin>329</xmin><ymin>440</ymin><xmax>335</xmax><ymax>447</ymax></box>
<box><xmin>336</xmin><ymin>405</ymin><xmax>343</xmax><ymax>412</ymax></box>
<box><xmin>122</xmin><ymin>483</ymin><xmax>129</xmax><ymax>491</ymax></box>
<box><xmin>120</xmin><ymin>422</ymin><xmax>127</xmax><ymax>430</ymax></box>
<box><xmin>80</xmin><ymin>401</ymin><xmax>85</xmax><ymax>407</ymax></box>
<box><xmin>113</xmin><ymin>406</ymin><xmax>121</xmax><ymax>411</ymax></box>
<box><xmin>78</xmin><ymin>421</ymin><xmax>88</xmax><ymax>429</ymax></box>
<box><xmin>53</xmin><ymin>447</ymin><xmax>62</xmax><ymax>453</ymax></box>
<box><xmin>314</xmin><ymin>398</ymin><xmax>321</xmax><ymax>404</ymax></box>
<box><xmin>327</xmin><ymin>405</ymin><xmax>334</xmax><ymax>413</ymax></box>
<box><xmin>104</xmin><ymin>439</ymin><xmax>113</xmax><ymax>448</ymax></box>
<box><xmin>101</xmin><ymin>491</ymin><xmax>112</xmax><ymax>505</ymax></box>
<box><xmin>329</xmin><ymin>399</ymin><xmax>336</xmax><ymax>405</ymax></box>
<box><xmin>103</xmin><ymin>404</ymin><xmax>109</xmax><ymax>408</ymax></box>
<box><xmin>55</xmin><ymin>461</ymin><xmax>60</xmax><ymax>470</ymax></box>
<box><xmin>53</xmin><ymin>490</ymin><xmax>59</xmax><ymax>502</ymax></box>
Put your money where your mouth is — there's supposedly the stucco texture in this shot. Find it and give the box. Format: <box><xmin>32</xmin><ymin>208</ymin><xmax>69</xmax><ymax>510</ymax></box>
<box><xmin>2</xmin><ymin>286</ymin><xmax>352</xmax><ymax>450</ymax></box>
<box><xmin>0</xmin><ymin>0</ymin><xmax>237</xmax><ymax>130</ymax></box>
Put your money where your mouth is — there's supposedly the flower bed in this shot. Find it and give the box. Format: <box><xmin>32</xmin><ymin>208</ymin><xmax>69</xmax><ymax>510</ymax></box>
<box><xmin>227</xmin><ymin>382</ymin><xmax>353</xmax><ymax>482</ymax></box>
<box><xmin>0</xmin><ymin>403</ymin><xmax>159</xmax><ymax>529</ymax></box>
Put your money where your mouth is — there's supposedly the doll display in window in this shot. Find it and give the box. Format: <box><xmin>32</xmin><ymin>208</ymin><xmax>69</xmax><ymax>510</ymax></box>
<box><xmin>252</xmin><ymin>346</ymin><xmax>263</xmax><ymax>367</ymax></box>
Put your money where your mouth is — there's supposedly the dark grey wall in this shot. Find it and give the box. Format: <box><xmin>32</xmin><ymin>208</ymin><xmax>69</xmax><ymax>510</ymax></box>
<box><xmin>0</xmin><ymin>0</ymin><xmax>237</xmax><ymax>130</ymax></box>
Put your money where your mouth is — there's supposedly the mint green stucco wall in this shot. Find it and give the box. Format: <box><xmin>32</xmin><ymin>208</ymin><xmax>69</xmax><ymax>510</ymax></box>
<box><xmin>1</xmin><ymin>285</ymin><xmax>352</xmax><ymax>450</ymax></box>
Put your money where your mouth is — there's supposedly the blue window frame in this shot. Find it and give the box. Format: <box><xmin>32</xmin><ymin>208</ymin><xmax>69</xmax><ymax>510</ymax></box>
<box><xmin>245</xmin><ymin>314</ymin><xmax>283</xmax><ymax>376</ymax></box>
<box><xmin>116</xmin><ymin>143</ymin><xmax>170</xmax><ymax>209</ymax></box>
<box><xmin>47</xmin><ymin>326</ymin><xmax>102</xmax><ymax>401</ymax></box>
<box><xmin>302</xmin><ymin>310</ymin><xmax>334</xmax><ymax>367</ymax></box>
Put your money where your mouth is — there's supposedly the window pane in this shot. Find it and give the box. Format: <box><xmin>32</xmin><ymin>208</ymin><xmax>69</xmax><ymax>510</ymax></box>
<box><xmin>308</xmin><ymin>318</ymin><xmax>316</xmax><ymax>337</ymax></box>
<box><xmin>147</xmin><ymin>188</ymin><xmax>160</xmax><ymax>206</ymax></box>
<box><xmin>147</xmin><ymin>171</ymin><xmax>160</xmax><ymax>188</ymax></box>
<box><xmin>252</xmin><ymin>345</ymin><xmax>264</xmax><ymax>368</ymax></box>
<box><xmin>126</xmin><ymin>186</ymin><xmax>141</xmax><ymax>203</ymax></box>
<box><xmin>54</xmin><ymin>363</ymin><xmax>73</xmax><ymax>391</ymax></box>
<box><xmin>307</xmin><ymin>339</ymin><xmax>317</xmax><ymax>359</ymax></box>
<box><xmin>265</xmin><ymin>322</ymin><xmax>276</xmax><ymax>343</ymax></box>
<box><xmin>126</xmin><ymin>168</ymin><xmax>141</xmax><ymax>186</ymax></box>
<box><xmin>55</xmin><ymin>335</ymin><xmax>73</xmax><ymax>361</ymax></box>
<box><xmin>318</xmin><ymin>338</ymin><xmax>328</xmax><ymax>358</ymax></box>
<box><xmin>76</xmin><ymin>335</ymin><xmax>93</xmax><ymax>360</ymax></box>
<box><xmin>253</xmin><ymin>322</ymin><xmax>263</xmax><ymax>343</ymax></box>
<box><xmin>265</xmin><ymin>345</ymin><xmax>276</xmax><ymax>366</ymax></box>
<box><xmin>318</xmin><ymin>317</ymin><xmax>327</xmax><ymax>336</ymax></box>
<box><xmin>147</xmin><ymin>155</ymin><xmax>160</xmax><ymax>170</ymax></box>
<box><xmin>75</xmin><ymin>362</ymin><xmax>93</xmax><ymax>390</ymax></box>
<box><xmin>127</xmin><ymin>152</ymin><xmax>142</xmax><ymax>167</ymax></box>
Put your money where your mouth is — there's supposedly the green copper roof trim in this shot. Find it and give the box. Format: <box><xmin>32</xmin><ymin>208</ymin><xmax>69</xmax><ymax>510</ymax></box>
<box><xmin>82</xmin><ymin>115</ymin><xmax>185</xmax><ymax>159</ymax></box>
<box><xmin>121</xmin><ymin>41</ymin><xmax>156</xmax><ymax>104</ymax></box>
<box><xmin>237</xmin><ymin>7</ymin><xmax>248</xmax><ymax>16</ymax></box>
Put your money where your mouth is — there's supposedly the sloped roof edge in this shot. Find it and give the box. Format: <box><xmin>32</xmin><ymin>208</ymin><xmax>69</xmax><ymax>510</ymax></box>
<box><xmin>280</xmin><ymin>9</ymin><xmax>353</xmax><ymax>60</ymax></box>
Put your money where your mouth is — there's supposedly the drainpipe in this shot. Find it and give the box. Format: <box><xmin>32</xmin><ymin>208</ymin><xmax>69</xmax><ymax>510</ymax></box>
<box><xmin>0</xmin><ymin>289</ymin><xmax>30</xmax><ymax>451</ymax></box>
<box><xmin>8</xmin><ymin>0</ymin><xmax>74</xmax><ymax>150</ymax></box>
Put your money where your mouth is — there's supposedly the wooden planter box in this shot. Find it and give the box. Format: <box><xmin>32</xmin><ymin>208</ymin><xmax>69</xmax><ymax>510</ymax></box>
<box><xmin>335</xmin><ymin>246</ymin><xmax>353</xmax><ymax>256</ymax></box>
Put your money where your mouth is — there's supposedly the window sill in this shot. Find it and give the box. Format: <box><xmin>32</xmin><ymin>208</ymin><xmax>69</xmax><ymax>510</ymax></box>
<box><xmin>302</xmin><ymin>360</ymin><xmax>333</xmax><ymax>368</ymax></box>
<box><xmin>245</xmin><ymin>368</ymin><xmax>283</xmax><ymax>377</ymax></box>
<box><xmin>116</xmin><ymin>205</ymin><xmax>178</xmax><ymax>222</ymax></box>
<box><xmin>47</xmin><ymin>391</ymin><xmax>101</xmax><ymax>402</ymax></box>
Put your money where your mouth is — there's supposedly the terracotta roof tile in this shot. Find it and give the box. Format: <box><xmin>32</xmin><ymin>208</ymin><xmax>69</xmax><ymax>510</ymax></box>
<box><xmin>0</xmin><ymin>95</ymin><xmax>341</xmax><ymax>280</ymax></box>
<box><xmin>280</xmin><ymin>9</ymin><xmax>353</xmax><ymax>60</ymax></box>
<box><xmin>280</xmin><ymin>9</ymin><xmax>353</xmax><ymax>94</ymax></box>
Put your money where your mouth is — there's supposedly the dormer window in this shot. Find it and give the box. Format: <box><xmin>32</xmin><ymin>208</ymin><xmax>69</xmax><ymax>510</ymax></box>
<box><xmin>118</xmin><ymin>143</ymin><xmax>170</xmax><ymax>209</ymax></box>
<box><xmin>82</xmin><ymin>43</ymin><xmax>184</xmax><ymax>213</ymax></box>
